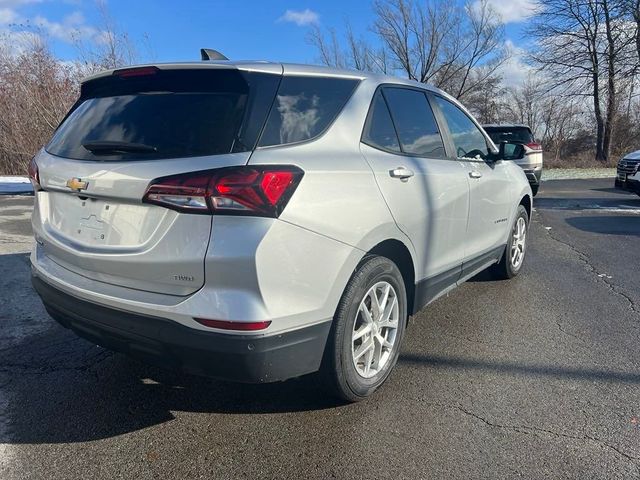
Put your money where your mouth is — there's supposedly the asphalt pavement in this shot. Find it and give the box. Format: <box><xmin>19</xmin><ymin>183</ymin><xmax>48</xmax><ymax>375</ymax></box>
<box><xmin>1</xmin><ymin>178</ymin><xmax>640</xmax><ymax>479</ymax></box>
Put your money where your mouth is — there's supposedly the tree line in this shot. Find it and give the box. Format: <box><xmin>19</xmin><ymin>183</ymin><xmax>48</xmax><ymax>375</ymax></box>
<box><xmin>0</xmin><ymin>3</ymin><xmax>138</xmax><ymax>176</ymax></box>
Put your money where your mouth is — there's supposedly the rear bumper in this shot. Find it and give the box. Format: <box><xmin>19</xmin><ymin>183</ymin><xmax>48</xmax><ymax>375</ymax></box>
<box><xmin>32</xmin><ymin>275</ymin><xmax>332</xmax><ymax>383</ymax></box>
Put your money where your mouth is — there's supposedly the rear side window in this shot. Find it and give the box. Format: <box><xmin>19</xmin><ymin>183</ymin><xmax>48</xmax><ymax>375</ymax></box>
<box><xmin>258</xmin><ymin>76</ymin><xmax>359</xmax><ymax>147</ymax></box>
<box><xmin>484</xmin><ymin>127</ymin><xmax>534</xmax><ymax>145</ymax></box>
<box><xmin>362</xmin><ymin>91</ymin><xmax>400</xmax><ymax>152</ymax></box>
<box><xmin>433</xmin><ymin>96</ymin><xmax>489</xmax><ymax>159</ymax></box>
<box><xmin>46</xmin><ymin>69</ymin><xmax>280</xmax><ymax>161</ymax></box>
<box><xmin>382</xmin><ymin>87</ymin><xmax>446</xmax><ymax>158</ymax></box>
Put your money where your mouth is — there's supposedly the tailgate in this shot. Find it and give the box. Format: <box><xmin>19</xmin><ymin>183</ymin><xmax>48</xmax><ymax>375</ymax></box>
<box><xmin>31</xmin><ymin>65</ymin><xmax>281</xmax><ymax>296</ymax></box>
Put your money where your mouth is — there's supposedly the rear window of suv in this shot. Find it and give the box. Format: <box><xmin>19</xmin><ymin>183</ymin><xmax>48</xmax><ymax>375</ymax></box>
<box><xmin>46</xmin><ymin>68</ymin><xmax>280</xmax><ymax>161</ymax></box>
<box><xmin>483</xmin><ymin>126</ymin><xmax>534</xmax><ymax>145</ymax></box>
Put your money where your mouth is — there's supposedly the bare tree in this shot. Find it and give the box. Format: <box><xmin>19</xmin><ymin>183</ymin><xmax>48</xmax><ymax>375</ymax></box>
<box><xmin>309</xmin><ymin>0</ymin><xmax>507</xmax><ymax>101</ymax></box>
<box><xmin>529</xmin><ymin>0</ymin><xmax>636</xmax><ymax>163</ymax></box>
<box><xmin>0</xmin><ymin>2</ymin><xmax>142</xmax><ymax>175</ymax></box>
<box><xmin>0</xmin><ymin>36</ymin><xmax>80</xmax><ymax>174</ymax></box>
<box><xmin>308</xmin><ymin>24</ymin><xmax>389</xmax><ymax>73</ymax></box>
<box><xmin>73</xmin><ymin>0</ymin><xmax>137</xmax><ymax>73</ymax></box>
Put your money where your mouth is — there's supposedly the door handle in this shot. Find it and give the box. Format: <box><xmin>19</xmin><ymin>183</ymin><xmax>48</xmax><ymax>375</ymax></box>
<box><xmin>469</xmin><ymin>171</ymin><xmax>483</xmax><ymax>179</ymax></box>
<box><xmin>390</xmin><ymin>167</ymin><xmax>414</xmax><ymax>180</ymax></box>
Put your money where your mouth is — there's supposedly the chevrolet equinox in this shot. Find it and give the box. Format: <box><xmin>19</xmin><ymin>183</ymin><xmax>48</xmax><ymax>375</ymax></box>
<box><xmin>29</xmin><ymin>60</ymin><xmax>532</xmax><ymax>401</ymax></box>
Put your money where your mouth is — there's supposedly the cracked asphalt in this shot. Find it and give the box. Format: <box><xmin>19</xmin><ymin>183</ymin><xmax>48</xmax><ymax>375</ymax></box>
<box><xmin>1</xmin><ymin>178</ymin><xmax>640</xmax><ymax>479</ymax></box>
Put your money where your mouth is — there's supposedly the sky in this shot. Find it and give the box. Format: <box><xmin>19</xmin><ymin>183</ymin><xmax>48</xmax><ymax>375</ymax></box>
<box><xmin>0</xmin><ymin>0</ymin><xmax>539</xmax><ymax>85</ymax></box>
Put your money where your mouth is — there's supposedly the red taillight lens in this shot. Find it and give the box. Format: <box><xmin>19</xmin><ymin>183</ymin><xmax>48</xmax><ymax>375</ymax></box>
<box><xmin>194</xmin><ymin>318</ymin><xmax>272</xmax><ymax>331</ymax></box>
<box><xmin>142</xmin><ymin>166</ymin><xmax>304</xmax><ymax>217</ymax></box>
<box><xmin>113</xmin><ymin>66</ymin><xmax>159</xmax><ymax>78</ymax></box>
<box><xmin>526</xmin><ymin>142</ymin><xmax>542</xmax><ymax>151</ymax></box>
<box><xmin>27</xmin><ymin>157</ymin><xmax>41</xmax><ymax>190</ymax></box>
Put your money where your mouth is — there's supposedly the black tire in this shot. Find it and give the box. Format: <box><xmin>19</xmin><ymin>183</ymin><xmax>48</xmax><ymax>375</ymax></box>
<box><xmin>531</xmin><ymin>184</ymin><xmax>539</xmax><ymax>196</ymax></box>
<box><xmin>491</xmin><ymin>205</ymin><xmax>529</xmax><ymax>280</ymax></box>
<box><xmin>323</xmin><ymin>255</ymin><xmax>407</xmax><ymax>402</ymax></box>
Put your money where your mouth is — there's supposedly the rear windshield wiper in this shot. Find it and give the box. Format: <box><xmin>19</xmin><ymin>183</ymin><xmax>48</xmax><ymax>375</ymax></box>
<box><xmin>82</xmin><ymin>141</ymin><xmax>158</xmax><ymax>154</ymax></box>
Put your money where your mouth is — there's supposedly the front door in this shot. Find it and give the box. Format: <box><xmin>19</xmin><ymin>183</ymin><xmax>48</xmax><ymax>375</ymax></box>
<box><xmin>430</xmin><ymin>95</ymin><xmax>513</xmax><ymax>276</ymax></box>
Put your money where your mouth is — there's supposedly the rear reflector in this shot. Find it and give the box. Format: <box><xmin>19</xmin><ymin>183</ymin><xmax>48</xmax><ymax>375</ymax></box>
<box><xmin>194</xmin><ymin>318</ymin><xmax>272</xmax><ymax>331</ymax></box>
<box><xmin>113</xmin><ymin>66</ymin><xmax>160</xmax><ymax>78</ymax></box>
<box><xmin>143</xmin><ymin>165</ymin><xmax>304</xmax><ymax>217</ymax></box>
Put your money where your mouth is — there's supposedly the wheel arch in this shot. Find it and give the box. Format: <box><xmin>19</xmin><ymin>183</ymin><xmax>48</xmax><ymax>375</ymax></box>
<box><xmin>365</xmin><ymin>239</ymin><xmax>416</xmax><ymax>317</ymax></box>
<box><xmin>519</xmin><ymin>193</ymin><xmax>532</xmax><ymax>221</ymax></box>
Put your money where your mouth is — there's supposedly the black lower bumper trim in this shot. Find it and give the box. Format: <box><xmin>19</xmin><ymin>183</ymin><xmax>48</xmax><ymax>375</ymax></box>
<box><xmin>32</xmin><ymin>275</ymin><xmax>331</xmax><ymax>383</ymax></box>
<box><xmin>523</xmin><ymin>169</ymin><xmax>542</xmax><ymax>186</ymax></box>
<box><xmin>615</xmin><ymin>178</ymin><xmax>640</xmax><ymax>193</ymax></box>
<box><xmin>626</xmin><ymin>179</ymin><xmax>640</xmax><ymax>194</ymax></box>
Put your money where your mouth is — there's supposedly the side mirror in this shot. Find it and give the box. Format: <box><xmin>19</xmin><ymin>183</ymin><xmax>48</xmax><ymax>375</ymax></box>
<box><xmin>497</xmin><ymin>141</ymin><xmax>525</xmax><ymax>161</ymax></box>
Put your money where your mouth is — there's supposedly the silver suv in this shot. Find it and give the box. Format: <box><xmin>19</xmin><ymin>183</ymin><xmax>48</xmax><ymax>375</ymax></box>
<box><xmin>29</xmin><ymin>61</ymin><xmax>532</xmax><ymax>401</ymax></box>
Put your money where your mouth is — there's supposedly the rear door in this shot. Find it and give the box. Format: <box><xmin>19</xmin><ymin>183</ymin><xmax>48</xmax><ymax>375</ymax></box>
<box><xmin>33</xmin><ymin>65</ymin><xmax>281</xmax><ymax>296</ymax></box>
<box><xmin>360</xmin><ymin>86</ymin><xmax>469</xmax><ymax>298</ymax></box>
<box><xmin>431</xmin><ymin>95</ymin><xmax>513</xmax><ymax>274</ymax></box>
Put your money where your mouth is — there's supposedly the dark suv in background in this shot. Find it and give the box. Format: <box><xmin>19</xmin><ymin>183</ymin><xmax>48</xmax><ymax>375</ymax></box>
<box><xmin>615</xmin><ymin>151</ymin><xmax>640</xmax><ymax>195</ymax></box>
<box><xmin>483</xmin><ymin>124</ymin><xmax>543</xmax><ymax>196</ymax></box>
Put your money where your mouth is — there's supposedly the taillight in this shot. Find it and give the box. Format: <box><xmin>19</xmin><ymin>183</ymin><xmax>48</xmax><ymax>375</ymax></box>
<box><xmin>194</xmin><ymin>318</ymin><xmax>272</xmax><ymax>331</ymax></box>
<box><xmin>526</xmin><ymin>142</ymin><xmax>542</xmax><ymax>151</ymax></box>
<box><xmin>28</xmin><ymin>157</ymin><xmax>41</xmax><ymax>190</ymax></box>
<box><xmin>142</xmin><ymin>166</ymin><xmax>304</xmax><ymax>217</ymax></box>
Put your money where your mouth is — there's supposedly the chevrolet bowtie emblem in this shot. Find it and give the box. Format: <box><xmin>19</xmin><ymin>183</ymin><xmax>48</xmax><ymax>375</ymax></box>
<box><xmin>66</xmin><ymin>177</ymin><xmax>89</xmax><ymax>192</ymax></box>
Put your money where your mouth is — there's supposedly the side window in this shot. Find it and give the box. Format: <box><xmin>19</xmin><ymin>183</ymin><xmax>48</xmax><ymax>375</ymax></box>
<box><xmin>258</xmin><ymin>76</ymin><xmax>359</xmax><ymax>147</ymax></box>
<box><xmin>383</xmin><ymin>87</ymin><xmax>446</xmax><ymax>158</ymax></box>
<box><xmin>362</xmin><ymin>91</ymin><xmax>401</xmax><ymax>152</ymax></box>
<box><xmin>433</xmin><ymin>96</ymin><xmax>489</xmax><ymax>159</ymax></box>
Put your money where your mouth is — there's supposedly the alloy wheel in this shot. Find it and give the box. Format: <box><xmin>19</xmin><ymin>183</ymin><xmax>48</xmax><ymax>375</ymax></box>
<box><xmin>351</xmin><ymin>281</ymin><xmax>400</xmax><ymax>379</ymax></box>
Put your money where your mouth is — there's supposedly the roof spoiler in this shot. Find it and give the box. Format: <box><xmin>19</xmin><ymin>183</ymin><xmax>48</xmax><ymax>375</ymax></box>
<box><xmin>201</xmin><ymin>48</ymin><xmax>228</xmax><ymax>61</ymax></box>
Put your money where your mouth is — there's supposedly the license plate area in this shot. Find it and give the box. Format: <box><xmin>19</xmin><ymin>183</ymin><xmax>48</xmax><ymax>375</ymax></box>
<box><xmin>43</xmin><ymin>190</ymin><xmax>168</xmax><ymax>249</ymax></box>
<box><xmin>76</xmin><ymin>198</ymin><xmax>111</xmax><ymax>245</ymax></box>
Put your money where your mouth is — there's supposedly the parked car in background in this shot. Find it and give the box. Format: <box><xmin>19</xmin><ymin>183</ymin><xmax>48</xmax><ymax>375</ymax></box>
<box><xmin>29</xmin><ymin>58</ymin><xmax>533</xmax><ymax>401</ymax></box>
<box><xmin>483</xmin><ymin>124</ymin><xmax>543</xmax><ymax>196</ymax></box>
<box><xmin>615</xmin><ymin>150</ymin><xmax>640</xmax><ymax>196</ymax></box>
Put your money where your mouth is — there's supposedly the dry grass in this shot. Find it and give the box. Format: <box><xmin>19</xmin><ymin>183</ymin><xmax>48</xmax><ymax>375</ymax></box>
<box><xmin>544</xmin><ymin>151</ymin><xmax>619</xmax><ymax>169</ymax></box>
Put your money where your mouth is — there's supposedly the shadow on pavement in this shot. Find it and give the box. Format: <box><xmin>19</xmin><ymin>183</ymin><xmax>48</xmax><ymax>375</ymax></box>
<box><xmin>0</xmin><ymin>324</ymin><xmax>345</xmax><ymax>445</ymax></box>
<box><xmin>566</xmin><ymin>215</ymin><xmax>640</xmax><ymax>236</ymax></box>
<box><xmin>590</xmin><ymin>187</ymin><xmax>630</xmax><ymax>194</ymax></box>
<box><xmin>534</xmin><ymin>196</ymin><xmax>640</xmax><ymax>210</ymax></box>
<box><xmin>400</xmin><ymin>353</ymin><xmax>640</xmax><ymax>384</ymax></box>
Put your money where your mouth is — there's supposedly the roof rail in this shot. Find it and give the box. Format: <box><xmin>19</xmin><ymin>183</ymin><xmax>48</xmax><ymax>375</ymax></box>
<box><xmin>201</xmin><ymin>48</ymin><xmax>228</xmax><ymax>61</ymax></box>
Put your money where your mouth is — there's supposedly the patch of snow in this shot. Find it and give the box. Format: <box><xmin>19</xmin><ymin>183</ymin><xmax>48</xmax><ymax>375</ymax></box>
<box><xmin>0</xmin><ymin>177</ymin><xmax>32</xmax><ymax>195</ymax></box>
<box><xmin>542</xmin><ymin>168</ymin><xmax>616</xmax><ymax>181</ymax></box>
<box><xmin>0</xmin><ymin>176</ymin><xmax>30</xmax><ymax>184</ymax></box>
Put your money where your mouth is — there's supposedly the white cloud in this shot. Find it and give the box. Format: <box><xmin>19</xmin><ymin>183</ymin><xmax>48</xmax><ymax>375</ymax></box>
<box><xmin>498</xmin><ymin>39</ymin><xmax>534</xmax><ymax>87</ymax></box>
<box><xmin>32</xmin><ymin>11</ymin><xmax>96</xmax><ymax>42</ymax></box>
<box><xmin>0</xmin><ymin>7</ymin><xmax>19</xmax><ymax>23</ymax></box>
<box><xmin>478</xmin><ymin>0</ymin><xmax>540</xmax><ymax>23</ymax></box>
<box><xmin>279</xmin><ymin>8</ymin><xmax>319</xmax><ymax>26</ymax></box>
